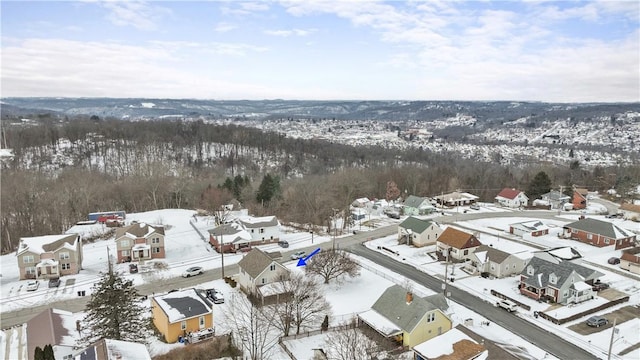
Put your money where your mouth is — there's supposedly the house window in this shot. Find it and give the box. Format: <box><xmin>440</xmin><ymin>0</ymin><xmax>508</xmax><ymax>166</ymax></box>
<box><xmin>427</xmin><ymin>313</ymin><xmax>435</xmax><ymax>322</ymax></box>
<box><xmin>23</xmin><ymin>255</ymin><xmax>34</xmax><ymax>264</ymax></box>
<box><xmin>587</xmin><ymin>234</ymin><xmax>592</xmax><ymax>240</ymax></box>
<box><xmin>121</xmin><ymin>250</ymin><xmax>130</xmax><ymax>257</ymax></box>
<box><xmin>604</xmin><ymin>239</ymin><xmax>610</xmax><ymax>245</ymax></box>
<box><xmin>25</xmin><ymin>267</ymin><xmax>36</xmax><ymax>275</ymax></box>
<box><xmin>563</xmin><ymin>290</ymin><xmax>568</xmax><ymax>298</ymax></box>
<box><xmin>572</xmin><ymin>229</ymin><xmax>577</xmax><ymax>234</ymax></box>
<box><xmin>490</xmin><ymin>264</ymin><xmax>495</xmax><ymax>271</ymax></box>
<box><xmin>527</xmin><ymin>266</ymin><xmax>534</xmax><ymax>275</ymax></box>
<box><xmin>199</xmin><ymin>316</ymin><xmax>205</xmax><ymax>329</ymax></box>
<box><xmin>63</xmin><ymin>355</ymin><xmax>74</xmax><ymax>360</ymax></box>
<box><xmin>152</xmin><ymin>237</ymin><xmax>160</xmax><ymax>244</ymax></box>
<box><xmin>261</xmin><ymin>278</ymin><xmax>265</xmax><ymax>284</ymax></box>
<box><xmin>181</xmin><ymin>321</ymin><xmax>187</xmax><ymax>330</ymax></box>
<box><xmin>152</xmin><ymin>247</ymin><xmax>160</xmax><ymax>253</ymax></box>
<box><xmin>121</xmin><ymin>239</ymin><xmax>130</xmax><ymax>247</ymax></box>
<box><xmin>549</xmin><ymin>274</ymin><xmax>557</xmax><ymax>284</ymax></box>
<box><xmin>464</xmin><ymin>249</ymin><xmax>469</xmax><ymax>256</ymax></box>
<box><xmin>251</xmin><ymin>229</ymin><xmax>255</xmax><ymax>233</ymax></box>
<box><xmin>270</xmin><ymin>264</ymin><xmax>276</xmax><ymax>271</ymax></box>
<box><xmin>59</xmin><ymin>252</ymin><xmax>70</xmax><ymax>260</ymax></box>
<box><xmin>61</xmin><ymin>263</ymin><xmax>71</xmax><ymax>270</ymax></box>
<box><xmin>260</xmin><ymin>228</ymin><xmax>265</xmax><ymax>233</ymax></box>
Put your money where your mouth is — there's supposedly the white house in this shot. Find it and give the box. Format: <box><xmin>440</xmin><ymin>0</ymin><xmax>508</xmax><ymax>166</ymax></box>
<box><xmin>237</xmin><ymin>248</ymin><xmax>290</xmax><ymax>296</ymax></box>
<box><xmin>509</xmin><ymin>220</ymin><xmax>549</xmax><ymax>237</ymax></box>
<box><xmin>398</xmin><ymin>217</ymin><xmax>443</xmax><ymax>247</ymax></box>
<box><xmin>495</xmin><ymin>188</ymin><xmax>528</xmax><ymax>208</ymax></box>
<box><xmin>237</xmin><ymin>216</ymin><xmax>280</xmax><ymax>242</ymax></box>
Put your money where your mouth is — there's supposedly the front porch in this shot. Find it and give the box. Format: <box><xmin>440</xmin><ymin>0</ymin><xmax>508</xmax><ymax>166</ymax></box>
<box><xmin>35</xmin><ymin>259</ymin><xmax>60</xmax><ymax>279</ymax></box>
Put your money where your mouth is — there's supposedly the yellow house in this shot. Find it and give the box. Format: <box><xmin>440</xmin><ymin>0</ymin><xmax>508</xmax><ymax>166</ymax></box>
<box><xmin>151</xmin><ymin>288</ymin><xmax>214</xmax><ymax>343</ymax></box>
<box><xmin>358</xmin><ymin>285</ymin><xmax>452</xmax><ymax>349</ymax></box>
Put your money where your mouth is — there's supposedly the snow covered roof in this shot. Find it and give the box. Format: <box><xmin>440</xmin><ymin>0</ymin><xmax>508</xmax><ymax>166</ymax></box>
<box><xmin>18</xmin><ymin>234</ymin><xmax>79</xmax><ymax>256</ymax></box>
<box><xmin>153</xmin><ymin>288</ymin><xmax>212</xmax><ymax>323</ymax></box>
<box><xmin>564</xmin><ymin>218</ymin><xmax>635</xmax><ymax>240</ymax></box>
<box><xmin>27</xmin><ymin>308</ymin><xmax>78</xmax><ymax>358</ymax></box>
<box><xmin>207</xmin><ymin>222</ymin><xmax>252</xmax><ymax>243</ymax></box>
<box><xmin>521</xmin><ymin>256</ymin><xmax>603</xmax><ymax>289</ymax></box>
<box><xmin>509</xmin><ymin>220</ymin><xmax>549</xmax><ymax>232</ymax></box>
<box><xmin>238</xmin><ymin>248</ymin><xmax>288</xmax><ymax>279</ymax></box>
<box><xmin>357</xmin><ymin>309</ymin><xmax>402</xmax><ymax>336</ymax></box>
<box><xmin>115</xmin><ymin>223</ymin><xmax>164</xmax><ymax>240</ymax></box>
<box><xmin>496</xmin><ymin>188</ymin><xmax>525</xmax><ymax>200</ymax></box>
<box><xmin>413</xmin><ymin>328</ymin><xmax>485</xmax><ymax>359</ymax></box>
<box><xmin>77</xmin><ymin>338</ymin><xmax>151</xmax><ymax>360</ymax></box>
<box><xmin>238</xmin><ymin>215</ymin><xmax>279</xmax><ymax>228</ymax></box>
<box><xmin>471</xmin><ymin>245</ymin><xmax>516</xmax><ymax>264</ymax></box>
<box><xmin>399</xmin><ymin>216</ymin><xmax>436</xmax><ymax>234</ymax></box>
<box><xmin>572</xmin><ymin>281</ymin><xmax>592</xmax><ymax>292</ymax></box>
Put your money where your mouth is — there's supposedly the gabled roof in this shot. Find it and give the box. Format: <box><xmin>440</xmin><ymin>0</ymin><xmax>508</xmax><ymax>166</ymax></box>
<box><xmin>399</xmin><ymin>216</ymin><xmax>435</xmax><ymax>234</ymax></box>
<box><xmin>17</xmin><ymin>234</ymin><xmax>79</xmax><ymax>256</ymax></box>
<box><xmin>115</xmin><ymin>223</ymin><xmax>164</xmax><ymax>240</ymax></box>
<box><xmin>238</xmin><ymin>248</ymin><xmax>287</xmax><ymax>279</ymax></box>
<box><xmin>371</xmin><ymin>285</ymin><xmax>449</xmax><ymax>334</ymax></box>
<box><xmin>238</xmin><ymin>216</ymin><xmax>279</xmax><ymax>228</ymax></box>
<box><xmin>153</xmin><ymin>288</ymin><xmax>212</xmax><ymax>323</ymax></box>
<box><xmin>472</xmin><ymin>245</ymin><xmax>514</xmax><ymax>264</ymax></box>
<box><xmin>520</xmin><ymin>256</ymin><xmax>603</xmax><ymax>289</ymax></box>
<box><xmin>208</xmin><ymin>222</ymin><xmax>252</xmax><ymax>243</ymax></box>
<box><xmin>541</xmin><ymin>190</ymin><xmax>571</xmax><ymax>201</ymax></box>
<box><xmin>496</xmin><ymin>188</ymin><xmax>525</xmax><ymax>200</ymax></box>
<box><xmin>510</xmin><ymin>220</ymin><xmax>548</xmax><ymax>232</ymax></box>
<box><xmin>413</xmin><ymin>327</ymin><xmax>485</xmax><ymax>360</ymax></box>
<box><xmin>78</xmin><ymin>338</ymin><xmax>152</xmax><ymax>360</ymax></box>
<box><xmin>27</xmin><ymin>308</ymin><xmax>77</xmax><ymax>359</ymax></box>
<box><xmin>437</xmin><ymin>227</ymin><xmax>481</xmax><ymax>249</ymax></box>
<box><xmin>564</xmin><ymin>218</ymin><xmax>634</xmax><ymax>239</ymax></box>
<box><xmin>404</xmin><ymin>195</ymin><xmax>429</xmax><ymax>208</ymax></box>
<box><xmin>435</xmin><ymin>192</ymin><xmax>479</xmax><ymax>202</ymax></box>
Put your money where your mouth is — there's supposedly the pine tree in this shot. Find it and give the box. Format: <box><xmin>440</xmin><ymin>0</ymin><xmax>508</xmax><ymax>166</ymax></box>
<box><xmin>34</xmin><ymin>346</ymin><xmax>44</xmax><ymax>360</ymax></box>
<box><xmin>43</xmin><ymin>344</ymin><xmax>55</xmax><ymax>360</ymax></box>
<box><xmin>527</xmin><ymin>171</ymin><xmax>552</xmax><ymax>201</ymax></box>
<box><xmin>79</xmin><ymin>270</ymin><xmax>150</xmax><ymax>346</ymax></box>
<box><xmin>256</xmin><ymin>174</ymin><xmax>281</xmax><ymax>205</ymax></box>
<box><xmin>321</xmin><ymin>315</ymin><xmax>329</xmax><ymax>331</ymax></box>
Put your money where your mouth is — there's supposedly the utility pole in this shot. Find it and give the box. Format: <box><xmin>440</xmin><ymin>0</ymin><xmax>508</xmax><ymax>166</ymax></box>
<box><xmin>218</xmin><ymin>207</ymin><xmax>226</xmax><ymax>279</ymax></box>
<box><xmin>106</xmin><ymin>246</ymin><xmax>112</xmax><ymax>275</ymax></box>
<box><xmin>607</xmin><ymin>318</ymin><xmax>617</xmax><ymax>360</ymax></box>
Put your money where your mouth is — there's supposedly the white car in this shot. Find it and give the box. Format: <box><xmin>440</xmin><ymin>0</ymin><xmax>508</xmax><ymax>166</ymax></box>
<box><xmin>182</xmin><ymin>266</ymin><xmax>204</xmax><ymax>278</ymax></box>
<box><xmin>25</xmin><ymin>280</ymin><xmax>39</xmax><ymax>291</ymax></box>
<box><xmin>290</xmin><ymin>251</ymin><xmax>306</xmax><ymax>260</ymax></box>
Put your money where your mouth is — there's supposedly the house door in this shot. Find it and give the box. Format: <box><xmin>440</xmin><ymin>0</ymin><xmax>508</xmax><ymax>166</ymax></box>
<box><xmin>438</xmin><ymin>326</ymin><xmax>442</xmax><ymax>335</ymax></box>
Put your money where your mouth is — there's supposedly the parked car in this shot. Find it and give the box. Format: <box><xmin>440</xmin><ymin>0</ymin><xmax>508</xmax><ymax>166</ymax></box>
<box><xmin>592</xmin><ymin>282</ymin><xmax>610</xmax><ymax>291</ymax></box>
<box><xmin>278</xmin><ymin>240</ymin><xmax>289</xmax><ymax>248</ymax></box>
<box><xmin>26</xmin><ymin>280</ymin><xmax>39</xmax><ymax>291</ymax></box>
<box><xmin>48</xmin><ymin>278</ymin><xmax>61</xmax><ymax>288</ymax></box>
<box><xmin>470</xmin><ymin>204</ymin><xmax>480</xmax><ymax>210</ymax></box>
<box><xmin>496</xmin><ymin>299</ymin><xmax>517</xmax><ymax>312</ymax></box>
<box><xmin>586</xmin><ymin>316</ymin><xmax>608</xmax><ymax>327</ymax></box>
<box><xmin>290</xmin><ymin>251</ymin><xmax>306</xmax><ymax>260</ymax></box>
<box><xmin>387</xmin><ymin>212</ymin><xmax>401</xmax><ymax>219</ymax></box>
<box><xmin>129</xmin><ymin>263</ymin><xmax>139</xmax><ymax>273</ymax></box>
<box><xmin>182</xmin><ymin>266</ymin><xmax>204</xmax><ymax>278</ymax></box>
<box><xmin>607</xmin><ymin>257</ymin><xmax>620</xmax><ymax>265</ymax></box>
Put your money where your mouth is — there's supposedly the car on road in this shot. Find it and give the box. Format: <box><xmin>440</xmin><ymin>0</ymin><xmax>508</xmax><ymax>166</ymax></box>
<box><xmin>290</xmin><ymin>251</ymin><xmax>306</xmax><ymax>260</ymax></box>
<box><xmin>48</xmin><ymin>278</ymin><xmax>61</xmax><ymax>288</ymax></box>
<box><xmin>607</xmin><ymin>257</ymin><xmax>620</xmax><ymax>265</ymax></box>
<box><xmin>278</xmin><ymin>240</ymin><xmax>289</xmax><ymax>248</ymax></box>
<box><xmin>496</xmin><ymin>299</ymin><xmax>517</xmax><ymax>312</ymax></box>
<box><xmin>26</xmin><ymin>280</ymin><xmax>39</xmax><ymax>291</ymax></box>
<box><xmin>586</xmin><ymin>316</ymin><xmax>608</xmax><ymax>327</ymax></box>
<box><xmin>182</xmin><ymin>266</ymin><xmax>204</xmax><ymax>278</ymax></box>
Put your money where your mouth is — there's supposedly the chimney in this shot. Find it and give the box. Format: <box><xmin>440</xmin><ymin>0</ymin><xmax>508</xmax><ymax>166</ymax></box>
<box><xmin>406</xmin><ymin>292</ymin><xmax>413</xmax><ymax>304</ymax></box>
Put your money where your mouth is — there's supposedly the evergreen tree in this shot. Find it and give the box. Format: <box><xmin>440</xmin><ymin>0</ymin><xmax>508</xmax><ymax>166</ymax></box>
<box><xmin>256</xmin><ymin>174</ymin><xmax>281</xmax><ymax>205</ymax></box>
<box><xmin>43</xmin><ymin>344</ymin><xmax>55</xmax><ymax>360</ymax></box>
<box><xmin>527</xmin><ymin>171</ymin><xmax>552</xmax><ymax>201</ymax></box>
<box><xmin>321</xmin><ymin>315</ymin><xmax>329</xmax><ymax>331</ymax></box>
<box><xmin>34</xmin><ymin>346</ymin><xmax>44</xmax><ymax>360</ymax></box>
<box><xmin>79</xmin><ymin>270</ymin><xmax>150</xmax><ymax>346</ymax></box>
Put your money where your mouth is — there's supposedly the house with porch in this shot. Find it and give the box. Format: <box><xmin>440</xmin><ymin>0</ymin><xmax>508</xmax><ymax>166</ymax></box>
<box><xmin>237</xmin><ymin>216</ymin><xmax>280</xmax><ymax>244</ymax></box>
<box><xmin>540</xmin><ymin>190</ymin><xmax>571</xmax><ymax>209</ymax></box>
<box><xmin>237</xmin><ymin>248</ymin><xmax>290</xmax><ymax>300</ymax></box>
<box><xmin>561</xmin><ymin>218</ymin><xmax>636</xmax><ymax>250</ymax></box>
<box><xmin>519</xmin><ymin>254</ymin><xmax>603</xmax><ymax>304</ymax></box>
<box><xmin>208</xmin><ymin>222</ymin><xmax>252</xmax><ymax>253</ymax></box>
<box><xmin>495</xmin><ymin>188</ymin><xmax>528</xmax><ymax>208</ymax></box>
<box><xmin>466</xmin><ymin>245</ymin><xmax>526</xmax><ymax>278</ymax></box>
<box><xmin>115</xmin><ymin>223</ymin><xmax>165</xmax><ymax>263</ymax></box>
<box><xmin>358</xmin><ymin>285</ymin><xmax>452</xmax><ymax>349</ymax></box>
<box><xmin>26</xmin><ymin>308</ymin><xmax>78</xmax><ymax>360</ymax></box>
<box><xmin>620</xmin><ymin>247</ymin><xmax>640</xmax><ymax>275</ymax></box>
<box><xmin>17</xmin><ymin>234</ymin><xmax>83</xmax><ymax>280</ymax></box>
<box><xmin>433</xmin><ymin>192</ymin><xmax>479</xmax><ymax>207</ymax></box>
<box><xmin>436</xmin><ymin>227</ymin><xmax>482</xmax><ymax>262</ymax></box>
<box><xmin>398</xmin><ymin>217</ymin><xmax>442</xmax><ymax>247</ymax></box>
<box><xmin>151</xmin><ymin>288</ymin><xmax>214</xmax><ymax>343</ymax></box>
<box><xmin>509</xmin><ymin>220</ymin><xmax>549</xmax><ymax>237</ymax></box>
<box><xmin>402</xmin><ymin>195</ymin><xmax>436</xmax><ymax>216</ymax></box>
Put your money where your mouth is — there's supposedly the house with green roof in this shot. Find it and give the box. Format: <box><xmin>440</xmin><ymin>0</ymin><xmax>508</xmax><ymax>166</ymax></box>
<box><xmin>562</xmin><ymin>218</ymin><xmax>635</xmax><ymax>250</ymax></box>
<box><xmin>402</xmin><ymin>195</ymin><xmax>436</xmax><ymax>216</ymax></box>
<box><xmin>358</xmin><ymin>285</ymin><xmax>452</xmax><ymax>348</ymax></box>
<box><xmin>398</xmin><ymin>217</ymin><xmax>443</xmax><ymax>247</ymax></box>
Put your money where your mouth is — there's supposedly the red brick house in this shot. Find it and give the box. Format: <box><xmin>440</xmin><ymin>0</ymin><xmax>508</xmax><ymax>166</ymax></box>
<box><xmin>620</xmin><ymin>247</ymin><xmax>640</xmax><ymax>275</ymax></box>
<box><xmin>572</xmin><ymin>188</ymin><xmax>588</xmax><ymax>210</ymax></box>
<box><xmin>115</xmin><ymin>223</ymin><xmax>165</xmax><ymax>263</ymax></box>
<box><xmin>562</xmin><ymin>218</ymin><xmax>635</xmax><ymax>250</ymax></box>
<box><xmin>436</xmin><ymin>227</ymin><xmax>482</xmax><ymax>261</ymax></box>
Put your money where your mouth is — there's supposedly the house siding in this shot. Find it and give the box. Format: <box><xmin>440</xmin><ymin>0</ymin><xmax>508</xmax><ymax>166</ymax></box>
<box><xmin>564</xmin><ymin>228</ymin><xmax>634</xmax><ymax>250</ymax></box>
<box><xmin>403</xmin><ymin>310</ymin><xmax>452</xmax><ymax>348</ymax></box>
<box><xmin>620</xmin><ymin>259</ymin><xmax>640</xmax><ymax>274</ymax></box>
<box><xmin>116</xmin><ymin>233</ymin><xmax>165</xmax><ymax>262</ymax></box>
<box><xmin>151</xmin><ymin>298</ymin><xmax>214</xmax><ymax>343</ymax></box>
<box><xmin>17</xmin><ymin>236</ymin><xmax>82</xmax><ymax>280</ymax></box>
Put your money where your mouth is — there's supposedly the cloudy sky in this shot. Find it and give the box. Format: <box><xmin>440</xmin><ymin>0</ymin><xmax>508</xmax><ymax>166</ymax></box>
<box><xmin>1</xmin><ymin>0</ymin><xmax>638</xmax><ymax>102</ymax></box>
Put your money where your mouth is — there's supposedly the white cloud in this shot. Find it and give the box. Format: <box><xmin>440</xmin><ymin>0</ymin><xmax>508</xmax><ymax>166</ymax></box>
<box><xmin>214</xmin><ymin>22</ymin><xmax>237</xmax><ymax>33</ymax></box>
<box><xmin>264</xmin><ymin>28</ymin><xmax>317</xmax><ymax>37</ymax></box>
<box><xmin>100</xmin><ymin>1</ymin><xmax>171</xmax><ymax>31</ymax></box>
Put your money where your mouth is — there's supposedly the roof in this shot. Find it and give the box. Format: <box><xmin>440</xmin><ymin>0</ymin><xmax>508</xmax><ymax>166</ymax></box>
<box><xmin>207</xmin><ymin>222</ymin><xmax>252</xmax><ymax>243</ymax></box>
<box><xmin>78</xmin><ymin>338</ymin><xmax>152</xmax><ymax>360</ymax></box>
<box><xmin>153</xmin><ymin>288</ymin><xmax>212</xmax><ymax>323</ymax></box>
<box><xmin>238</xmin><ymin>216</ymin><xmax>279</xmax><ymax>228</ymax></box>
<box><xmin>27</xmin><ymin>308</ymin><xmax>77</xmax><ymax>359</ymax></box>
<box><xmin>496</xmin><ymin>188</ymin><xmax>525</xmax><ymax>200</ymax></box>
<box><xmin>472</xmin><ymin>245</ymin><xmax>514</xmax><ymax>264</ymax></box>
<box><xmin>574</xmin><ymin>188</ymin><xmax>589</xmax><ymax>195</ymax></box>
<box><xmin>541</xmin><ymin>190</ymin><xmax>571</xmax><ymax>201</ymax></box>
<box><xmin>435</xmin><ymin>192</ymin><xmax>479</xmax><ymax>202</ymax></box>
<box><xmin>358</xmin><ymin>309</ymin><xmax>402</xmax><ymax>336</ymax></box>
<box><xmin>413</xmin><ymin>327</ymin><xmax>485</xmax><ymax>360</ymax></box>
<box><xmin>564</xmin><ymin>218</ymin><xmax>634</xmax><ymax>240</ymax></box>
<box><xmin>520</xmin><ymin>256</ymin><xmax>603</xmax><ymax>289</ymax></box>
<box><xmin>237</xmin><ymin>248</ymin><xmax>287</xmax><ymax>279</ymax></box>
<box><xmin>404</xmin><ymin>195</ymin><xmax>428</xmax><ymax>208</ymax></box>
<box><xmin>399</xmin><ymin>216</ymin><xmax>435</xmax><ymax>234</ymax></box>
<box><xmin>371</xmin><ymin>285</ymin><xmax>449</xmax><ymax>334</ymax></box>
<box><xmin>17</xmin><ymin>234</ymin><xmax>79</xmax><ymax>256</ymax></box>
<box><xmin>510</xmin><ymin>220</ymin><xmax>549</xmax><ymax>232</ymax></box>
<box><xmin>437</xmin><ymin>227</ymin><xmax>481</xmax><ymax>249</ymax></box>
<box><xmin>621</xmin><ymin>247</ymin><xmax>640</xmax><ymax>264</ymax></box>
<box><xmin>115</xmin><ymin>223</ymin><xmax>164</xmax><ymax>240</ymax></box>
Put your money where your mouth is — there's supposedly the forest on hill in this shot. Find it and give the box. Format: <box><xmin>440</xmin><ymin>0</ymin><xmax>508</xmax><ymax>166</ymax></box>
<box><xmin>1</xmin><ymin>116</ymin><xmax>639</xmax><ymax>254</ymax></box>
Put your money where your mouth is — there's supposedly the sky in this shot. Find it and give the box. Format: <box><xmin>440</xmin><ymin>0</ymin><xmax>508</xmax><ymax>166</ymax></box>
<box><xmin>1</xmin><ymin>0</ymin><xmax>639</xmax><ymax>102</ymax></box>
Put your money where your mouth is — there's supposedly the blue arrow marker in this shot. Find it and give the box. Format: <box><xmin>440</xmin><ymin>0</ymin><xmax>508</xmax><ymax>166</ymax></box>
<box><xmin>297</xmin><ymin>248</ymin><xmax>321</xmax><ymax>267</ymax></box>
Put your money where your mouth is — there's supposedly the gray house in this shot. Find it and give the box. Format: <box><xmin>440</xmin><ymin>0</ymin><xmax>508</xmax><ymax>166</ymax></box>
<box><xmin>519</xmin><ymin>255</ymin><xmax>603</xmax><ymax>304</ymax></box>
<box><xmin>540</xmin><ymin>190</ymin><xmax>571</xmax><ymax>209</ymax></box>
<box><xmin>402</xmin><ymin>195</ymin><xmax>436</xmax><ymax>216</ymax></box>
<box><xmin>466</xmin><ymin>245</ymin><xmax>526</xmax><ymax>278</ymax></box>
<box><xmin>398</xmin><ymin>217</ymin><xmax>442</xmax><ymax>247</ymax></box>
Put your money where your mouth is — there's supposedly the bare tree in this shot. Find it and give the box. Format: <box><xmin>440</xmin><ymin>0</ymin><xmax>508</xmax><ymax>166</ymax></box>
<box><xmin>324</xmin><ymin>323</ymin><xmax>379</xmax><ymax>360</ymax></box>
<box><xmin>270</xmin><ymin>272</ymin><xmax>332</xmax><ymax>336</ymax></box>
<box><xmin>305</xmin><ymin>250</ymin><xmax>360</xmax><ymax>284</ymax></box>
<box><xmin>227</xmin><ymin>291</ymin><xmax>279</xmax><ymax>360</ymax></box>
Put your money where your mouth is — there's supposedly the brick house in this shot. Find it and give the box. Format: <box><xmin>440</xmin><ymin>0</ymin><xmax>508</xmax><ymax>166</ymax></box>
<box><xmin>562</xmin><ymin>218</ymin><xmax>635</xmax><ymax>250</ymax></box>
<box><xmin>208</xmin><ymin>222</ymin><xmax>252</xmax><ymax>253</ymax></box>
<box><xmin>115</xmin><ymin>223</ymin><xmax>165</xmax><ymax>263</ymax></box>
<box><xmin>17</xmin><ymin>234</ymin><xmax>83</xmax><ymax>280</ymax></box>
<box><xmin>495</xmin><ymin>188</ymin><xmax>528</xmax><ymax>208</ymax></box>
<box><xmin>620</xmin><ymin>247</ymin><xmax>640</xmax><ymax>275</ymax></box>
<box><xmin>436</xmin><ymin>227</ymin><xmax>482</xmax><ymax>261</ymax></box>
<box><xmin>572</xmin><ymin>188</ymin><xmax>588</xmax><ymax>210</ymax></box>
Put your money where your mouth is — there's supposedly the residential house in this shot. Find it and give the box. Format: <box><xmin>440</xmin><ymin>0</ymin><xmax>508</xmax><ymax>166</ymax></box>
<box><xmin>398</xmin><ymin>217</ymin><xmax>442</xmax><ymax>247</ymax></box>
<box><xmin>208</xmin><ymin>222</ymin><xmax>252</xmax><ymax>253</ymax></box>
<box><xmin>358</xmin><ymin>285</ymin><xmax>452</xmax><ymax>349</ymax></box>
<box><xmin>17</xmin><ymin>234</ymin><xmax>83</xmax><ymax>280</ymax></box>
<box><xmin>436</xmin><ymin>227</ymin><xmax>482</xmax><ymax>262</ymax></box>
<box><xmin>620</xmin><ymin>247</ymin><xmax>640</xmax><ymax>275</ymax></box>
<box><xmin>619</xmin><ymin>203</ymin><xmax>640</xmax><ymax>221</ymax></box>
<box><xmin>413</xmin><ymin>327</ymin><xmax>486</xmax><ymax>360</ymax></box>
<box><xmin>536</xmin><ymin>246</ymin><xmax>583</xmax><ymax>263</ymax></box>
<box><xmin>114</xmin><ymin>223</ymin><xmax>165</xmax><ymax>263</ymax></box>
<box><xmin>466</xmin><ymin>245</ymin><xmax>526</xmax><ymax>278</ymax></box>
<box><xmin>562</xmin><ymin>218</ymin><xmax>636</xmax><ymax>250</ymax></box>
<box><xmin>237</xmin><ymin>216</ymin><xmax>280</xmax><ymax>243</ymax></box>
<box><xmin>509</xmin><ymin>220</ymin><xmax>549</xmax><ymax>237</ymax></box>
<box><xmin>519</xmin><ymin>255</ymin><xmax>603</xmax><ymax>304</ymax></box>
<box><xmin>572</xmin><ymin>188</ymin><xmax>589</xmax><ymax>210</ymax></box>
<box><xmin>351</xmin><ymin>207</ymin><xmax>367</xmax><ymax>221</ymax></box>
<box><xmin>495</xmin><ymin>188</ymin><xmax>528</xmax><ymax>208</ymax></box>
<box><xmin>237</xmin><ymin>248</ymin><xmax>290</xmax><ymax>298</ymax></box>
<box><xmin>75</xmin><ymin>338</ymin><xmax>152</xmax><ymax>360</ymax></box>
<box><xmin>434</xmin><ymin>192</ymin><xmax>479</xmax><ymax>207</ymax></box>
<box><xmin>26</xmin><ymin>308</ymin><xmax>78</xmax><ymax>360</ymax></box>
<box><xmin>403</xmin><ymin>195</ymin><xmax>436</xmax><ymax>216</ymax></box>
<box><xmin>351</xmin><ymin>197</ymin><xmax>371</xmax><ymax>208</ymax></box>
<box><xmin>151</xmin><ymin>288</ymin><xmax>214</xmax><ymax>343</ymax></box>
<box><xmin>540</xmin><ymin>190</ymin><xmax>571</xmax><ymax>209</ymax></box>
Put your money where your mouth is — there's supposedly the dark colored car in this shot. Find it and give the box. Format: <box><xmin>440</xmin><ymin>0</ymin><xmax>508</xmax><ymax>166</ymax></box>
<box><xmin>129</xmin><ymin>263</ymin><xmax>139</xmax><ymax>273</ymax></box>
<box><xmin>586</xmin><ymin>316</ymin><xmax>608</xmax><ymax>327</ymax></box>
<box><xmin>278</xmin><ymin>240</ymin><xmax>289</xmax><ymax>248</ymax></box>
<box><xmin>592</xmin><ymin>282</ymin><xmax>610</xmax><ymax>291</ymax></box>
<box><xmin>48</xmin><ymin>278</ymin><xmax>61</xmax><ymax>288</ymax></box>
<box><xmin>607</xmin><ymin>257</ymin><xmax>620</xmax><ymax>265</ymax></box>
